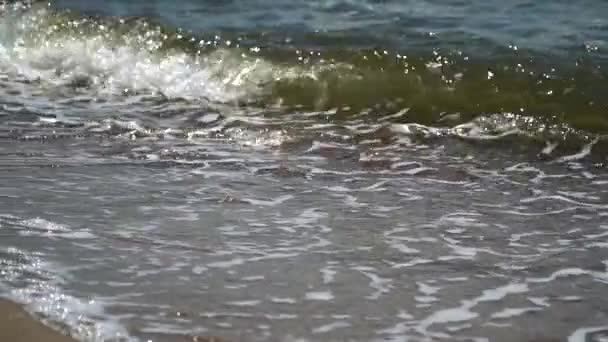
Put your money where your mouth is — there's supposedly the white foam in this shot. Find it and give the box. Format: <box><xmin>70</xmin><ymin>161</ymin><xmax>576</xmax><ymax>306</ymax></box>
<box><xmin>446</xmin><ymin>244</ymin><xmax>478</xmax><ymax>258</ymax></box>
<box><xmin>445</xmin><ymin>324</ymin><xmax>473</xmax><ymax>332</ymax></box>
<box><xmin>390</xmin><ymin>242</ymin><xmax>420</xmax><ymax>254</ymax></box>
<box><xmin>320</xmin><ymin>266</ymin><xmax>337</xmax><ymax>284</ymax></box>
<box><xmin>207</xmin><ymin>258</ymin><xmax>245</xmax><ymax>268</ymax></box>
<box><xmin>417</xmin><ymin>283</ymin><xmax>528</xmax><ymax>334</ymax></box>
<box><xmin>270</xmin><ymin>297</ymin><xmax>297</xmax><ymax>304</ymax></box>
<box><xmin>569</xmin><ymin>326</ymin><xmax>608</xmax><ymax>342</ymax></box>
<box><xmin>397</xmin><ymin>310</ymin><xmax>414</xmax><ymax>320</ymax></box>
<box><xmin>556</xmin><ymin>137</ymin><xmax>599</xmax><ymax>163</ymax></box>
<box><xmin>417</xmin><ymin>282</ymin><xmax>440</xmax><ymax>295</ymax></box>
<box><xmin>0</xmin><ymin>9</ymin><xmax>277</xmax><ymax>105</ymax></box>
<box><xmin>312</xmin><ymin>321</ymin><xmax>350</xmax><ymax>334</ymax></box>
<box><xmin>305</xmin><ymin>291</ymin><xmax>334</xmax><ymax>301</ymax></box>
<box><xmin>355</xmin><ymin>268</ymin><xmax>393</xmax><ymax>300</ymax></box>
<box><xmin>227</xmin><ymin>300</ymin><xmax>261</xmax><ymax>307</ymax></box>
<box><xmin>243</xmin><ymin>194</ymin><xmax>294</xmax><ymax>207</ymax></box>
<box><xmin>192</xmin><ymin>266</ymin><xmax>208</xmax><ymax>274</ymax></box>
<box><xmin>15</xmin><ymin>217</ymin><xmax>95</xmax><ymax>239</ymax></box>
<box><xmin>57</xmin><ymin>231</ymin><xmax>97</xmax><ymax>239</ymax></box>
<box><xmin>415</xmin><ymin>296</ymin><xmax>438</xmax><ymax>303</ymax></box>
<box><xmin>19</xmin><ymin>218</ymin><xmax>70</xmax><ymax>232</ymax></box>
<box><xmin>438</xmin><ymin>213</ymin><xmax>487</xmax><ymax>228</ymax></box>
<box><xmin>475</xmin><ymin>283</ymin><xmax>529</xmax><ymax>302</ymax></box>
<box><xmin>391</xmin><ymin>258</ymin><xmax>434</xmax><ymax>269</ymax></box>
<box><xmin>528</xmin><ymin>297</ymin><xmax>550</xmax><ymax>307</ymax></box>
<box><xmin>491</xmin><ymin>307</ymin><xmax>541</xmax><ymax>319</ymax></box>
<box><xmin>420</xmin><ymin>306</ymin><xmax>478</xmax><ymax>327</ymax></box>
<box><xmin>442</xmin><ymin>277</ymin><xmax>469</xmax><ymax>282</ymax></box>
<box><xmin>266</xmin><ymin>313</ymin><xmax>299</xmax><ymax>320</ymax></box>
<box><xmin>527</xmin><ymin>268</ymin><xmax>589</xmax><ymax>283</ymax></box>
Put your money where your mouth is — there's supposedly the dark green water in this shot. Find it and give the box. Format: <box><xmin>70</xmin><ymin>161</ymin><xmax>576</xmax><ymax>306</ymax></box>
<box><xmin>4</xmin><ymin>0</ymin><xmax>608</xmax><ymax>133</ymax></box>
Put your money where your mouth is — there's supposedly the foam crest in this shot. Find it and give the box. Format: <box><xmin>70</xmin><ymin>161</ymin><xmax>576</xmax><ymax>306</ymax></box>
<box><xmin>0</xmin><ymin>6</ymin><xmax>275</xmax><ymax>104</ymax></box>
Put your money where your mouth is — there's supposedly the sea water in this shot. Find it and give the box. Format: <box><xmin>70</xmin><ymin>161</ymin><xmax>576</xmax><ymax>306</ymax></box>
<box><xmin>0</xmin><ymin>1</ymin><xmax>607</xmax><ymax>341</ymax></box>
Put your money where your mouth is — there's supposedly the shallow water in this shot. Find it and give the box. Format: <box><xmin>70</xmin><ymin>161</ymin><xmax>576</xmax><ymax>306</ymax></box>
<box><xmin>1</xmin><ymin>1</ymin><xmax>608</xmax><ymax>341</ymax></box>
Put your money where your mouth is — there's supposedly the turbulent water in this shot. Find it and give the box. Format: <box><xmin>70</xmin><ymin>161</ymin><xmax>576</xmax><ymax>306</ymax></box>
<box><xmin>0</xmin><ymin>1</ymin><xmax>607</xmax><ymax>341</ymax></box>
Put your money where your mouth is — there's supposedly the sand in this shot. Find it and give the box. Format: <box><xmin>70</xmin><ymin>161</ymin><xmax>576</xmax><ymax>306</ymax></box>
<box><xmin>0</xmin><ymin>299</ymin><xmax>76</xmax><ymax>342</ymax></box>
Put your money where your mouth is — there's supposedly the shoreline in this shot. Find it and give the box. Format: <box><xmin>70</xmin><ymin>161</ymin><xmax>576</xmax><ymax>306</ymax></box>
<box><xmin>0</xmin><ymin>299</ymin><xmax>76</xmax><ymax>342</ymax></box>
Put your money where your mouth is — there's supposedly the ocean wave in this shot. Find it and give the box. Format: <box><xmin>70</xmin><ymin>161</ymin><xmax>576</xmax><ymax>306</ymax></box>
<box><xmin>0</xmin><ymin>2</ymin><xmax>606</xmax><ymax>144</ymax></box>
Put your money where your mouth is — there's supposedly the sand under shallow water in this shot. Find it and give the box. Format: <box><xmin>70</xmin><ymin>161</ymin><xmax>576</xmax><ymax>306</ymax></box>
<box><xmin>0</xmin><ymin>299</ymin><xmax>75</xmax><ymax>342</ymax></box>
<box><xmin>0</xmin><ymin>298</ymin><xmax>570</xmax><ymax>342</ymax></box>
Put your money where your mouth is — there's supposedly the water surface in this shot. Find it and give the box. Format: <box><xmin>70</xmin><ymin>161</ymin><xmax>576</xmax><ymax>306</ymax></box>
<box><xmin>0</xmin><ymin>1</ymin><xmax>607</xmax><ymax>341</ymax></box>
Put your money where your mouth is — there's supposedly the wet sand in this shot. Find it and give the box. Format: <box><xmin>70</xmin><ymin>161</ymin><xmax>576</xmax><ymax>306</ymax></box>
<box><xmin>0</xmin><ymin>299</ymin><xmax>76</xmax><ymax>342</ymax></box>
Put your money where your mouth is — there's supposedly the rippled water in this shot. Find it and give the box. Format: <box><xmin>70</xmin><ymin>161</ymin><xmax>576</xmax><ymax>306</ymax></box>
<box><xmin>1</xmin><ymin>1</ymin><xmax>608</xmax><ymax>341</ymax></box>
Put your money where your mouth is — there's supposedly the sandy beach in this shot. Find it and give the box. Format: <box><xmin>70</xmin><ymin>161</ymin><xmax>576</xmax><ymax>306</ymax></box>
<box><xmin>0</xmin><ymin>299</ymin><xmax>75</xmax><ymax>342</ymax></box>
